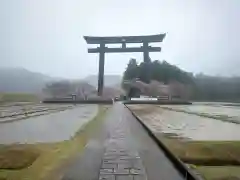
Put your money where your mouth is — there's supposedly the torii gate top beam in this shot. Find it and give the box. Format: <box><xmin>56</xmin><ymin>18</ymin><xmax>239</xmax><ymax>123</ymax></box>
<box><xmin>84</xmin><ymin>34</ymin><xmax>166</xmax><ymax>44</ymax></box>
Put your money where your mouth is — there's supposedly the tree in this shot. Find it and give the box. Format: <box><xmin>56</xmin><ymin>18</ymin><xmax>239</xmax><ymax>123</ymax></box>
<box><xmin>122</xmin><ymin>58</ymin><xmax>193</xmax><ymax>86</ymax></box>
<box><xmin>123</xmin><ymin>58</ymin><xmax>139</xmax><ymax>80</ymax></box>
<box><xmin>122</xmin><ymin>58</ymin><xmax>195</xmax><ymax>98</ymax></box>
<box><xmin>43</xmin><ymin>81</ymin><xmax>73</xmax><ymax>98</ymax></box>
<box><xmin>122</xmin><ymin>58</ymin><xmax>240</xmax><ymax>101</ymax></box>
<box><xmin>43</xmin><ymin>80</ymin><xmax>96</xmax><ymax>98</ymax></box>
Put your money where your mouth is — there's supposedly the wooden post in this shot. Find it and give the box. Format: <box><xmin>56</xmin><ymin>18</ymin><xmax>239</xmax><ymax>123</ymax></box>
<box><xmin>143</xmin><ymin>42</ymin><xmax>150</xmax><ymax>63</ymax></box>
<box><xmin>143</xmin><ymin>42</ymin><xmax>151</xmax><ymax>83</ymax></box>
<box><xmin>98</xmin><ymin>43</ymin><xmax>105</xmax><ymax>96</ymax></box>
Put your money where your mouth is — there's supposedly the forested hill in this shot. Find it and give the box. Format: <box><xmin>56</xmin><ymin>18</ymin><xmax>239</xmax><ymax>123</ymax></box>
<box><xmin>122</xmin><ymin>59</ymin><xmax>240</xmax><ymax>101</ymax></box>
<box><xmin>123</xmin><ymin>59</ymin><xmax>193</xmax><ymax>84</ymax></box>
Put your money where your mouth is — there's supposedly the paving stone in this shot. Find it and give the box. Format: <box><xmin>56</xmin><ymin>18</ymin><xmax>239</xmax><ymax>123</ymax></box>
<box><xmin>128</xmin><ymin>152</ymin><xmax>139</xmax><ymax>157</ymax></box>
<box><xmin>105</xmin><ymin>152</ymin><xmax>129</xmax><ymax>157</ymax></box>
<box><xmin>105</xmin><ymin>150</ymin><xmax>118</xmax><ymax>153</ymax></box>
<box><xmin>99</xmin><ymin>174</ymin><xmax>116</xmax><ymax>180</ymax></box>
<box><xmin>103</xmin><ymin>159</ymin><xmax>130</xmax><ymax>164</ymax></box>
<box><xmin>133</xmin><ymin>175</ymin><xmax>147</xmax><ymax>180</ymax></box>
<box><xmin>130</xmin><ymin>169</ymin><xmax>145</xmax><ymax>175</ymax></box>
<box><xmin>106</xmin><ymin>148</ymin><xmax>127</xmax><ymax>152</ymax></box>
<box><xmin>116</xmin><ymin>175</ymin><xmax>133</xmax><ymax>180</ymax></box>
<box><xmin>114</xmin><ymin>168</ymin><xmax>130</xmax><ymax>175</ymax></box>
<box><xmin>118</xmin><ymin>150</ymin><xmax>130</xmax><ymax>154</ymax></box>
<box><xmin>103</xmin><ymin>155</ymin><xmax>121</xmax><ymax>160</ymax></box>
<box><xmin>111</xmin><ymin>137</ymin><xmax>125</xmax><ymax>139</ymax></box>
<box><xmin>99</xmin><ymin>105</ymin><xmax>148</xmax><ymax>179</ymax></box>
<box><xmin>132</xmin><ymin>160</ymin><xmax>144</xmax><ymax>169</ymax></box>
<box><xmin>119</xmin><ymin>156</ymin><xmax>136</xmax><ymax>160</ymax></box>
<box><xmin>102</xmin><ymin>163</ymin><xmax>118</xmax><ymax>169</ymax></box>
<box><xmin>118</xmin><ymin>162</ymin><xmax>133</xmax><ymax>169</ymax></box>
<box><xmin>100</xmin><ymin>168</ymin><xmax>114</xmax><ymax>175</ymax></box>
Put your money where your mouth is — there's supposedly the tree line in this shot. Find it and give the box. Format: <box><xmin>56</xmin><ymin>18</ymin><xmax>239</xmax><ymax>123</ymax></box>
<box><xmin>122</xmin><ymin>58</ymin><xmax>240</xmax><ymax>102</ymax></box>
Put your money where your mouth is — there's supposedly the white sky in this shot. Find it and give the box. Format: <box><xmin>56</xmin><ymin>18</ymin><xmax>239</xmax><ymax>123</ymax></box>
<box><xmin>0</xmin><ymin>0</ymin><xmax>240</xmax><ymax>78</ymax></box>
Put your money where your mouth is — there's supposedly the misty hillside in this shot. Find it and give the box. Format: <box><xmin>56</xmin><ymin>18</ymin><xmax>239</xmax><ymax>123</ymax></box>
<box><xmin>0</xmin><ymin>68</ymin><xmax>57</xmax><ymax>93</ymax></box>
<box><xmin>84</xmin><ymin>75</ymin><xmax>122</xmax><ymax>88</ymax></box>
<box><xmin>0</xmin><ymin>68</ymin><xmax>122</xmax><ymax>93</ymax></box>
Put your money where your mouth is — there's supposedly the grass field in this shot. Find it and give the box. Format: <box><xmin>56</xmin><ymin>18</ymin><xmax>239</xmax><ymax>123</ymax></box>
<box><xmin>0</xmin><ymin>106</ymin><xmax>109</xmax><ymax>180</ymax></box>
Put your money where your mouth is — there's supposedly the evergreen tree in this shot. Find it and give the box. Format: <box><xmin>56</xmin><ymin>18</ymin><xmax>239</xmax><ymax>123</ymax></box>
<box><xmin>123</xmin><ymin>58</ymin><xmax>139</xmax><ymax>80</ymax></box>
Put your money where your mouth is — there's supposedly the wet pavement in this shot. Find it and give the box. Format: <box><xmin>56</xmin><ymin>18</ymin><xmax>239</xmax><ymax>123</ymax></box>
<box><xmin>0</xmin><ymin>105</ymin><xmax>98</xmax><ymax>144</ymax></box>
<box><xmin>62</xmin><ymin>103</ymin><xmax>184</xmax><ymax>180</ymax></box>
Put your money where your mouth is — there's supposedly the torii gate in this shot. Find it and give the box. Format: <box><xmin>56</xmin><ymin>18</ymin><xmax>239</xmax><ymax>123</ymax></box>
<box><xmin>83</xmin><ymin>34</ymin><xmax>166</xmax><ymax>96</ymax></box>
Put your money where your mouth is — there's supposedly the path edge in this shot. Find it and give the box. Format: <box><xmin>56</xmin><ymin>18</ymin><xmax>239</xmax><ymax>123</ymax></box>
<box><xmin>124</xmin><ymin>104</ymin><xmax>202</xmax><ymax>180</ymax></box>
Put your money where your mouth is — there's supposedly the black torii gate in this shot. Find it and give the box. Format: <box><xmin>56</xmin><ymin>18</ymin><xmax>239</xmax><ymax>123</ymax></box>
<box><xmin>83</xmin><ymin>34</ymin><xmax>166</xmax><ymax>96</ymax></box>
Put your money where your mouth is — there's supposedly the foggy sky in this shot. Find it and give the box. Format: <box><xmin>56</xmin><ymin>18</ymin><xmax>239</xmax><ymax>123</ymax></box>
<box><xmin>0</xmin><ymin>0</ymin><xmax>240</xmax><ymax>78</ymax></box>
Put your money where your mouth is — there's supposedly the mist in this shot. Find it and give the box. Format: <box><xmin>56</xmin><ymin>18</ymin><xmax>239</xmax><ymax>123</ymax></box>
<box><xmin>0</xmin><ymin>0</ymin><xmax>239</xmax><ymax>78</ymax></box>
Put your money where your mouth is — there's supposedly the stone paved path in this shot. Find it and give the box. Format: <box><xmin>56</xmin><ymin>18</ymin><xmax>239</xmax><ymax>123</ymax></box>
<box><xmin>62</xmin><ymin>103</ymin><xmax>184</xmax><ymax>180</ymax></box>
<box><xmin>99</xmin><ymin>108</ymin><xmax>146</xmax><ymax>180</ymax></box>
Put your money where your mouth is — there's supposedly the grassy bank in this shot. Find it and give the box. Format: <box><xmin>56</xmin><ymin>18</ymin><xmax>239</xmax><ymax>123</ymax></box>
<box><xmin>196</xmin><ymin>166</ymin><xmax>240</xmax><ymax>180</ymax></box>
<box><xmin>158</xmin><ymin>132</ymin><xmax>240</xmax><ymax>179</ymax></box>
<box><xmin>159</xmin><ymin>136</ymin><xmax>240</xmax><ymax>165</ymax></box>
<box><xmin>0</xmin><ymin>106</ymin><xmax>109</xmax><ymax>180</ymax></box>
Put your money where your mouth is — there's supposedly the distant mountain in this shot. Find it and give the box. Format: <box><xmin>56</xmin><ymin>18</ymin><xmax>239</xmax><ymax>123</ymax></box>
<box><xmin>84</xmin><ymin>75</ymin><xmax>122</xmax><ymax>88</ymax></box>
<box><xmin>0</xmin><ymin>68</ymin><xmax>58</xmax><ymax>93</ymax></box>
<box><xmin>0</xmin><ymin>68</ymin><xmax>122</xmax><ymax>94</ymax></box>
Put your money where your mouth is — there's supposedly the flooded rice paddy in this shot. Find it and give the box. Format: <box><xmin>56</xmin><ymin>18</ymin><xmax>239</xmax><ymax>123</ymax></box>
<box><xmin>0</xmin><ymin>105</ymin><xmax>98</xmax><ymax>144</ymax></box>
<box><xmin>161</xmin><ymin>103</ymin><xmax>240</xmax><ymax>123</ymax></box>
<box><xmin>128</xmin><ymin>104</ymin><xmax>240</xmax><ymax>141</ymax></box>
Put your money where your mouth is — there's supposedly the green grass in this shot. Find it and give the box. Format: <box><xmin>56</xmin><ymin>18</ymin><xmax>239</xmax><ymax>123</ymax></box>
<box><xmin>0</xmin><ymin>106</ymin><xmax>109</xmax><ymax>180</ymax></box>
<box><xmin>157</xmin><ymin>136</ymin><xmax>240</xmax><ymax>179</ymax></box>
<box><xmin>0</xmin><ymin>93</ymin><xmax>39</xmax><ymax>103</ymax></box>
<box><xmin>0</xmin><ymin>146</ymin><xmax>39</xmax><ymax>170</ymax></box>
<box><xmin>159</xmin><ymin>137</ymin><xmax>240</xmax><ymax>165</ymax></box>
<box><xmin>195</xmin><ymin>166</ymin><xmax>240</xmax><ymax>180</ymax></box>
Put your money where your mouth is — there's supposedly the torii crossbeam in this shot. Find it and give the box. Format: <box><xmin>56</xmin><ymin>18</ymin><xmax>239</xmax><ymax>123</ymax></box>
<box><xmin>83</xmin><ymin>34</ymin><xmax>166</xmax><ymax>96</ymax></box>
